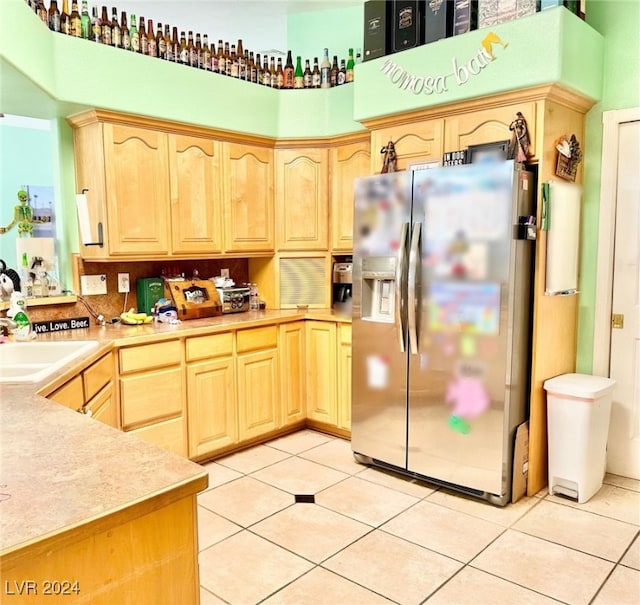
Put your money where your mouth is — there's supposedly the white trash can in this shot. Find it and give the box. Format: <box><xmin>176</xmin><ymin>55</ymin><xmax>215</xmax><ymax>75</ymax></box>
<box><xmin>544</xmin><ymin>373</ymin><xmax>616</xmax><ymax>504</ymax></box>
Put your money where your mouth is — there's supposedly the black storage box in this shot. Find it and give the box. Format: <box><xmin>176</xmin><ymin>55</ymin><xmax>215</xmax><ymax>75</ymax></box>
<box><xmin>363</xmin><ymin>0</ymin><xmax>392</xmax><ymax>62</ymax></box>
<box><xmin>424</xmin><ymin>0</ymin><xmax>455</xmax><ymax>44</ymax></box>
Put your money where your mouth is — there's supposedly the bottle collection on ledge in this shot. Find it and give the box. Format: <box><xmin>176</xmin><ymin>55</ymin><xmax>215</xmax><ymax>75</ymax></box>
<box><xmin>25</xmin><ymin>0</ymin><xmax>360</xmax><ymax>89</ymax></box>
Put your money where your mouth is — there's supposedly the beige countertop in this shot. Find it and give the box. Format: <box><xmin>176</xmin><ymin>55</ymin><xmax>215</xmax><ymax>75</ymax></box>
<box><xmin>0</xmin><ymin>308</ymin><xmax>349</xmax><ymax>556</ymax></box>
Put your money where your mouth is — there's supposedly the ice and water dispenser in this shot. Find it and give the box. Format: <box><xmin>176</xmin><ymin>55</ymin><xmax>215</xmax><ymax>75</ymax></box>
<box><xmin>360</xmin><ymin>256</ymin><xmax>396</xmax><ymax>323</ymax></box>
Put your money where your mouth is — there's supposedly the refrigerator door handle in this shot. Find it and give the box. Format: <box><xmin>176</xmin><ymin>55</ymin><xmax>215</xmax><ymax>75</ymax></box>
<box><xmin>396</xmin><ymin>222</ymin><xmax>409</xmax><ymax>353</ymax></box>
<box><xmin>407</xmin><ymin>222</ymin><xmax>421</xmax><ymax>355</ymax></box>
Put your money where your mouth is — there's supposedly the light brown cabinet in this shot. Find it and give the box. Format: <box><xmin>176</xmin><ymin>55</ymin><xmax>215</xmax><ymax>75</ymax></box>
<box><xmin>186</xmin><ymin>332</ymin><xmax>237</xmax><ymax>459</ymax></box>
<box><xmin>275</xmin><ymin>147</ymin><xmax>329</xmax><ymax>251</ymax></box>
<box><xmin>305</xmin><ymin>321</ymin><xmax>337</xmax><ymax>427</ymax></box>
<box><xmin>223</xmin><ymin>142</ymin><xmax>275</xmax><ymax>253</ymax></box>
<box><xmin>331</xmin><ymin>139</ymin><xmax>370</xmax><ymax>251</ymax></box>
<box><xmin>279</xmin><ymin>321</ymin><xmax>306</xmax><ymax>428</ymax></box>
<box><xmin>119</xmin><ymin>339</ymin><xmax>187</xmax><ymax>457</ymax></box>
<box><xmin>337</xmin><ymin>323</ymin><xmax>352</xmax><ymax>432</ymax></box>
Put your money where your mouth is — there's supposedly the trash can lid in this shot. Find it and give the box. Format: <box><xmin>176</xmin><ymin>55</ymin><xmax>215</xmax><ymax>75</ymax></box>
<box><xmin>544</xmin><ymin>373</ymin><xmax>616</xmax><ymax>399</ymax></box>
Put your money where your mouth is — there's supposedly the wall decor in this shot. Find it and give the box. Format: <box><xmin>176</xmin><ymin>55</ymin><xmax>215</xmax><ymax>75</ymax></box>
<box><xmin>554</xmin><ymin>134</ymin><xmax>582</xmax><ymax>182</ymax></box>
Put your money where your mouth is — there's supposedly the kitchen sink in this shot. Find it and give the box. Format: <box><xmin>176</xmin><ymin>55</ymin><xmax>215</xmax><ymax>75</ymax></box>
<box><xmin>0</xmin><ymin>340</ymin><xmax>99</xmax><ymax>384</ymax></box>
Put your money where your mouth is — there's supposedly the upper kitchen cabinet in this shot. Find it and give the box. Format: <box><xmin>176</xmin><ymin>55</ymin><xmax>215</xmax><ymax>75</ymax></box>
<box><xmin>222</xmin><ymin>142</ymin><xmax>275</xmax><ymax>254</ymax></box>
<box><xmin>275</xmin><ymin>147</ymin><xmax>329</xmax><ymax>251</ymax></box>
<box><xmin>169</xmin><ymin>134</ymin><xmax>223</xmax><ymax>255</ymax></box>
<box><xmin>330</xmin><ymin>137</ymin><xmax>370</xmax><ymax>251</ymax></box>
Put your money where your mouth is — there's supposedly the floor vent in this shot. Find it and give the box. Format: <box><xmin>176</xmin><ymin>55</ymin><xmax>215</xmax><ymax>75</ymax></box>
<box><xmin>294</xmin><ymin>494</ymin><xmax>315</xmax><ymax>503</ymax></box>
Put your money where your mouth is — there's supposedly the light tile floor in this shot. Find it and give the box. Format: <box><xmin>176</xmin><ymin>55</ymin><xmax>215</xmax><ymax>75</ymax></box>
<box><xmin>197</xmin><ymin>430</ymin><xmax>640</xmax><ymax>605</ymax></box>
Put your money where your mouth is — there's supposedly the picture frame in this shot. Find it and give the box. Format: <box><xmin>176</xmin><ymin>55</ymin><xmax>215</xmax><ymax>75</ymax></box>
<box><xmin>466</xmin><ymin>140</ymin><xmax>510</xmax><ymax>164</ymax></box>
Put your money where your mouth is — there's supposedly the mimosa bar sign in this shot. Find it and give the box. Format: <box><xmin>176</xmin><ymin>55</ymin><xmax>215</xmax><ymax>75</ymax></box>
<box><xmin>379</xmin><ymin>32</ymin><xmax>508</xmax><ymax>96</ymax></box>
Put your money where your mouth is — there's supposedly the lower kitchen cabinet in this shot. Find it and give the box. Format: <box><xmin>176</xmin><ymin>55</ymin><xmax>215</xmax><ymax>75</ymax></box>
<box><xmin>237</xmin><ymin>326</ymin><xmax>279</xmax><ymax>441</ymax></box>
<box><xmin>186</xmin><ymin>332</ymin><xmax>237</xmax><ymax>459</ymax></box>
<box><xmin>279</xmin><ymin>321</ymin><xmax>306</xmax><ymax>428</ymax></box>
<box><xmin>305</xmin><ymin>321</ymin><xmax>337</xmax><ymax>426</ymax></box>
<box><xmin>337</xmin><ymin>324</ymin><xmax>352</xmax><ymax>432</ymax></box>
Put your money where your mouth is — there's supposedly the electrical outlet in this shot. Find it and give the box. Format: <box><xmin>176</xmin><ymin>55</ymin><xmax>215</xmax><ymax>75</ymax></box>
<box><xmin>221</xmin><ymin>268</ymin><xmax>230</xmax><ymax>278</ymax></box>
<box><xmin>80</xmin><ymin>274</ymin><xmax>107</xmax><ymax>296</ymax></box>
<box><xmin>118</xmin><ymin>273</ymin><xmax>130</xmax><ymax>293</ymax></box>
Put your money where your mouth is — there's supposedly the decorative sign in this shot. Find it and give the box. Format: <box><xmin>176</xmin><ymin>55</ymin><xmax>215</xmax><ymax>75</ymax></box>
<box><xmin>32</xmin><ymin>316</ymin><xmax>91</xmax><ymax>334</ymax></box>
<box><xmin>442</xmin><ymin>149</ymin><xmax>467</xmax><ymax>166</ymax></box>
<box><xmin>379</xmin><ymin>31</ymin><xmax>508</xmax><ymax>96</ymax></box>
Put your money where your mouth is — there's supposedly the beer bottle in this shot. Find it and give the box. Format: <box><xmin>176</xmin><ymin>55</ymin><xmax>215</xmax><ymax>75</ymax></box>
<box><xmin>237</xmin><ymin>39</ymin><xmax>245</xmax><ymax>79</ymax></box>
<box><xmin>194</xmin><ymin>33</ymin><xmax>202</xmax><ymax>68</ymax></box>
<box><xmin>275</xmin><ymin>57</ymin><xmax>284</xmax><ymax>89</ymax></box>
<box><xmin>243</xmin><ymin>51</ymin><xmax>250</xmax><ymax>81</ymax></box>
<box><xmin>338</xmin><ymin>59</ymin><xmax>346</xmax><ymax>85</ymax></box>
<box><xmin>138</xmin><ymin>17</ymin><xmax>147</xmax><ymax>55</ymax></box>
<box><xmin>330</xmin><ymin>55</ymin><xmax>339</xmax><ymax>87</ymax></box>
<box><xmin>255</xmin><ymin>53</ymin><xmax>262</xmax><ymax>84</ymax></box>
<box><xmin>262</xmin><ymin>55</ymin><xmax>271</xmax><ymax>86</ymax></box>
<box><xmin>156</xmin><ymin>23</ymin><xmax>166</xmax><ymax>59</ymax></box>
<box><xmin>229</xmin><ymin>44</ymin><xmax>237</xmax><ymax>77</ymax></box>
<box><xmin>312</xmin><ymin>57</ymin><xmax>321</xmax><ymax>88</ymax></box>
<box><xmin>111</xmin><ymin>8</ymin><xmax>122</xmax><ymax>48</ymax></box>
<box><xmin>210</xmin><ymin>39</ymin><xmax>218</xmax><ymax>71</ymax></box>
<box><xmin>90</xmin><ymin>6</ymin><xmax>101</xmax><ymax>42</ymax></box>
<box><xmin>60</xmin><ymin>0</ymin><xmax>70</xmax><ymax>35</ymax></box>
<box><xmin>346</xmin><ymin>47</ymin><xmax>355</xmax><ymax>83</ymax></box>
<box><xmin>146</xmin><ymin>19</ymin><xmax>156</xmax><ymax>57</ymax></box>
<box><xmin>49</xmin><ymin>1</ymin><xmax>61</xmax><ymax>32</ymax></box>
<box><xmin>129</xmin><ymin>13</ymin><xmax>139</xmax><ymax>51</ymax></box>
<box><xmin>269</xmin><ymin>56</ymin><xmax>277</xmax><ymax>87</ymax></box>
<box><xmin>36</xmin><ymin>0</ymin><xmax>48</xmax><ymax>25</ymax></box>
<box><xmin>171</xmin><ymin>27</ymin><xmax>179</xmax><ymax>62</ymax></box>
<box><xmin>100</xmin><ymin>6</ymin><xmax>111</xmax><ymax>45</ymax></box>
<box><xmin>223</xmin><ymin>42</ymin><xmax>231</xmax><ymax>75</ymax></box>
<box><xmin>70</xmin><ymin>1</ymin><xmax>81</xmax><ymax>37</ymax></box>
<box><xmin>164</xmin><ymin>25</ymin><xmax>172</xmax><ymax>61</ymax></box>
<box><xmin>283</xmin><ymin>50</ymin><xmax>294</xmax><ymax>89</ymax></box>
<box><xmin>303</xmin><ymin>59</ymin><xmax>312</xmax><ymax>89</ymax></box>
<box><xmin>320</xmin><ymin>48</ymin><xmax>331</xmax><ymax>89</ymax></box>
<box><xmin>249</xmin><ymin>52</ymin><xmax>257</xmax><ymax>83</ymax></box>
<box><xmin>79</xmin><ymin>0</ymin><xmax>90</xmax><ymax>38</ymax></box>
<box><xmin>121</xmin><ymin>11</ymin><xmax>130</xmax><ymax>50</ymax></box>
<box><xmin>293</xmin><ymin>56</ymin><xmax>304</xmax><ymax>89</ymax></box>
<box><xmin>215</xmin><ymin>40</ymin><xmax>224</xmax><ymax>73</ymax></box>
<box><xmin>202</xmin><ymin>34</ymin><xmax>211</xmax><ymax>71</ymax></box>
<box><xmin>179</xmin><ymin>31</ymin><xmax>189</xmax><ymax>65</ymax></box>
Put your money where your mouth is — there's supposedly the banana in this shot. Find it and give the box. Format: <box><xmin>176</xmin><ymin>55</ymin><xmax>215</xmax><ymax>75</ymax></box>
<box><xmin>120</xmin><ymin>309</ymin><xmax>152</xmax><ymax>325</ymax></box>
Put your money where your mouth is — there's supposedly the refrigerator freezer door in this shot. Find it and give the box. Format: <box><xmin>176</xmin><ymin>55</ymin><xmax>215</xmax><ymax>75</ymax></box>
<box><xmin>407</xmin><ymin>162</ymin><xmax>519</xmax><ymax>497</ymax></box>
<box><xmin>352</xmin><ymin>172</ymin><xmax>412</xmax><ymax>469</ymax></box>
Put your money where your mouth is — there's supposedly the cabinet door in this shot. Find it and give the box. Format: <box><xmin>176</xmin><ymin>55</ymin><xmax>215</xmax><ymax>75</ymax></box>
<box><xmin>187</xmin><ymin>358</ymin><xmax>237</xmax><ymax>458</ymax></box>
<box><xmin>337</xmin><ymin>325</ymin><xmax>352</xmax><ymax>432</ymax></box>
<box><xmin>370</xmin><ymin>119</ymin><xmax>444</xmax><ymax>173</ymax></box>
<box><xmin>103</xmin><ymin>124</ymin><xmax>171</xmax><ymax>256</ymax></box>
<box><xmin>84</xmin><ymin>382</ymin><xmax>118</xmax><ymax>428</ymax></box>
<box><xmin>169</xmin><ymin>134</ymin><xmax>223</xmax><ymax>255</ymax></box>
<box><xmin>223</xmin><ymin>142</ymin><xmax>274</xmax><ymax>252</ymax></box>
<box><xmin>276</xmin><ymin>148</ymin><xmax>328</xmax><ymax>250</ymax></box>
<box><xmin>443</xmin><ymin>102</ymin><xmax>536</xmax><ymax>153</ymax></box>
<box><xmin>47</xmin><ymin>375</ymin><xmax>84</xmax><ymax>410</ymax></box>
<box><xmin>237</xmin><ymin>349</ymin><xmax>279</xmax><ymax>441</ymax></box>
<box><xmin>331</xmin><ymin>141</ymin><xmax>370</xmax><ymax>251</ymax></box>
<box><xmin>279</xmin><ymin>322</ymin><xmax>305</xmax><ymax>427</ymax></box>
<box><xmin>305</xmin><ymin>321</ymin><xmax>337</xmax><ymax>426</ymax></box>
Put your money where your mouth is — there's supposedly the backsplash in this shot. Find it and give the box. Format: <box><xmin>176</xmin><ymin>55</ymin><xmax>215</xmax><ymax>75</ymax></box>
<box><xmin>25</xmin><ymin>257</ymin><xmax>249</xmax><ymax>323</ymax></box>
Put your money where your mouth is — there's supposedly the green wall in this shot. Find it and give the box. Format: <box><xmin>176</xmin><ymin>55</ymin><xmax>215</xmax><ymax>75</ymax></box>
<box><xmin>576</xmin><ymin>1</ymin><xmax>640</xmax><ymax>373</ymax></box>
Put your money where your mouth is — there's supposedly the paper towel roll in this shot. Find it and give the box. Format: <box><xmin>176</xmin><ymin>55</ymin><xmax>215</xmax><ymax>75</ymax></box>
<box><xmin>545</xmin><ymin>180</ymin><xmax>582</xmax><ymax>295</ymax></box>
<box><xmin>76</xmin><ymin>193</ymin><xmax>94</xmax><ymax>245</ymax></box>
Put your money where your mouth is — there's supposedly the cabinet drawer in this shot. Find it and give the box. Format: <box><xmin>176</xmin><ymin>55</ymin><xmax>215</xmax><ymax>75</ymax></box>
<box><xmin>186</xmin><ymin>332</ymin><xmax>233</xmax><ymax>362</ymax></box>
<box><xmin>119</xmin><ymin>340</ymin><xmax>182</xmax><ymax>374</ymax></box>
<box><xmin>83</xmin><ymin>352</ymin><xmax>114</xmax><ymax>401</ymax></box>
<box><xmin>120</xmin><ymin>367</ymin><xmax>184</xmax><ymax>429</ymax></box>
<box><xmin>48</xmin><ymin>375</ymin><xmax>84</xmax><ymax>410</ymax></box>
<box><xmin>236</xmin><ymin>326</ymin><xmax>277</xmax><ymax>354</ymax></box>
<box><xmin>126</xmin><ymin>417</ymin><xmax>187</xmax><ymax>457</ymax></box>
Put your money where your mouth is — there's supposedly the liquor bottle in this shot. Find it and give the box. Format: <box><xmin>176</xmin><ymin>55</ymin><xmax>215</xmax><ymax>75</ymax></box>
<box><xmin>338</xmin><ymin>59</ymin><xmax>346</xmax><ymax>85</ymax></box>
<box><xmin>70</xmin><ymin>1</ymin><xmax>81</xmax><ymax>36</ymax></box>
<box><xmin>179</xmin><ymin>31</ymin><xmax>189</xmax><ymax>64</ymax></box>
<box><xmin>303</xmin><ymin>59</ymin><xmax>312</xmax><ymax>88</ymax></box>
<box><xmin>201</xmin><ymin>34</ymin><xmax>211</xmax><ymax>71</ymax></box>
<box><xmin>48</xmin><ymin>1</ymin><xmax>61</xmax><ymax>32</ymax></box>
<box><xmin>262</xmin><ymin>55</ymin><xmax>271</xmax><ymax>86</ymax></box>
<box><xmin>36</xmin><ymin>0</ymin><xmax>48</xmax><ymax>25</ymax></box>
<box><xmin>293</xmin><ymin>56</ymin><xmax>304</xmax><ymax>89</ymax></box>
<box><xmin>312</xmin><ymin>57</ymin><xmax>321</xmax><ymax>88</ymax></box>
<box><xmin>156</xmin><ymin>23</ymin><xmax>166</xmax><ymax>59</ymax></box>
<box><xmin>237</xmin><ymin>39</ymin><xmax>245</xmax><ymax>79</ymax></box>
<box><xmin>275</xmin><ymin>57</ymin><xmax>284</xmax><ymax>89</ymax></box>
<box><xmin>164</xmin><ymin>24</ymin><xmax>172</xmax><ymax>60</ymax></box>
<box><xmin>79</xmin><ymin>0</ymin><xmax>90</xmax><ymax>38</ymax></box>
<box><xmin>283</xmin><ymin>50</ymin><xmax>294</xmax><ymax>89</ymax></box>
<box><xmin>194</xmin><ymin>33</ymin><xmax>202</xmax><ymax>68</ymax></box>
<box><xmin>90</xmin><ymin>6</ymin><xmax>101</xmax><ymax>42</ymax></box>
<box><xmin>171</xmin><ymin>27</ymin><xmax>179</xmax><ymax>61</ymax></box>
<box><xmin>100</xmin><ymin>6</ymin><xmax>111</xmax><ymax>45</ymax></box>
<box><xmin>111</xmin><ymin>8</ymin><xmax>121</xmax><ymax>48</ymax></box>
<box><xmin>229</xmin><ymin>44</ymin><xmax>237</xmax><ymax>77</ymax></box>
<box><xmin>346</xmin><ymin>47</ymin><xmax>355</xmax><ymax>83</ymax></box>
<box><xmin>330</xmin><ymin>55</ymin><xmax>339</xmax><ymax>87</ymax></box>
<box><xmin>138</xmin><ymin>17</ymin><xmax>147</xmax><ymax>55</ymax></box>
<box><xmin>129</xmin><ymin>14</ymin><xmax>139</xmax><ymax>51</ymax></box>
<box><xmin>146</xmin><ymin>19</ymin><xmax>156</xmax><ymax>57</ymax></box>
<box><xmin>320</xmin><ymin>48</ymin><xmax>331</xmax><ymax>89</ymax></box>
<box><xmin>269</xmin><ymin>56</ymin><xmax>277</xmax><ymax>87</ymax></box>
<box><xmin>255</xmin><ymin>53</ymin><xmax>262</xmax><ymax>84</ymax></box>
<box><xmin>210</xmin><ymin>40</ymin><xmax>218</xmax><ymax>71</ymax></box>
<box><xmin>60</xmin><ymin>0</ymin><xmax>70</xmax><ymax>35</ymax></box>
<box><xmin>121</xmin><ymin>11</ymin><xmax>130</xmax><ymax>50</ymax></box>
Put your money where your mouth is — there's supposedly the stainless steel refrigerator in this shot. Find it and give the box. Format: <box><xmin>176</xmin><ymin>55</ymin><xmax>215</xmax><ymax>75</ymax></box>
<box><xmin>351</xmin><ymin>160</ymin><xmax>534</xmax><ymax>506</ymax></box>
